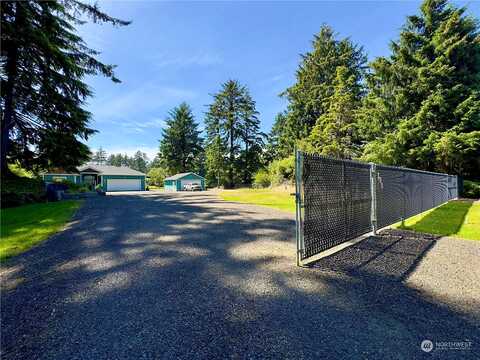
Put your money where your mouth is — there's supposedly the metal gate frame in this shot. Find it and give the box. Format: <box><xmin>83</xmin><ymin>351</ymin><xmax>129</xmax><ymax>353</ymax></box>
<box><xmin>294</xmin><ymin>150</ymin><xmax>304</xmax><ymax>266</ymax></box>
<box><xmin>294</xmin><ymin>150</ymin><xmax>459</xmax><ymax>266</ymax></box>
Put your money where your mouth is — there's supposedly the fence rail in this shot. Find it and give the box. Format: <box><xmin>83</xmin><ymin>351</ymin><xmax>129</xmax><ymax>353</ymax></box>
<box><xmin>295</xmin><ymin>151</ymin><xmax>458</xmax><ymax>264</ymax></box>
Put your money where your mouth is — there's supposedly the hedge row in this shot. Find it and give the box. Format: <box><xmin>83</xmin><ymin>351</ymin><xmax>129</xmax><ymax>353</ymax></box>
<box><xmin>1</xmin><ymin>176</ymin><xmax>46</xmax><ymax>208</ymax></box>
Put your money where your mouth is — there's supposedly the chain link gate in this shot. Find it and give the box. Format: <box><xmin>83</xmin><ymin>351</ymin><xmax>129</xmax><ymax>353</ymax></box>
<box><xmin>295</xmin><ymin>151</ymin><xmax>459</xmax><ymax>265</ymax></box>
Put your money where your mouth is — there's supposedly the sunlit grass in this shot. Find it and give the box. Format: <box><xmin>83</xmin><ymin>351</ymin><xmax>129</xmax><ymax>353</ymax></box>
<box><xmin>220</xmin><ymin>190</ymin><xmax>479</xmax><ymax>241</ymax></box>
<box><xmin>395</xmin><ymin>200</ymin><xmax>479</xmax><ymax>241</ymax></box>
<box><xmin>219</xmin><ymin>188</ymin><xmax>295</xmax><ymax>213</ymax></box>
<box><xmin>1</xmin><ymin>201</ymin><xmax>82</xmax><ymax>261</ymax></box>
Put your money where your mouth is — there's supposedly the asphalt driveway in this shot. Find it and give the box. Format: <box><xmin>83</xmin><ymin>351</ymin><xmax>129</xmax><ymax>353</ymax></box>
<box><xmin>1</xmin><ymin>192</ymin><xmax>479</xmax><ymax>359</ymax></box>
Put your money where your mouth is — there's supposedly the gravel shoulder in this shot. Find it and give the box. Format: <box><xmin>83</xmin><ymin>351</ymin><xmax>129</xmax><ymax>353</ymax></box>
<box><xmin>1</xmin><ymin>192</ymin><xmax>479</xmax><ymax>359</ymax></box>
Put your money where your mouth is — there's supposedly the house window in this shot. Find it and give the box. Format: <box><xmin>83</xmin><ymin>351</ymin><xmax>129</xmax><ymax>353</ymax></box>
<box><xmin>52</xmin><ymin>176</ymin><xmax>67</xmax><ymax>182</ymax></box>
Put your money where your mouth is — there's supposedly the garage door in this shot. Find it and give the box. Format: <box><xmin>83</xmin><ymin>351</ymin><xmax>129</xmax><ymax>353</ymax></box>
<box><xmin>180</xmin><ymin>179</ymin><xmax>201</xmax><ymax>190</ymax></box>
<box><xmin>107</xmin><ymin>179</ymin><xmax>141</xmax><ymax>191</ymax></box>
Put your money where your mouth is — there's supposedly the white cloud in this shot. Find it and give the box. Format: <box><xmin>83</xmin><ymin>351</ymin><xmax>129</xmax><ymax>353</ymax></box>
<box><xmin>152</xmin><ymin>52</ymin><xmax>223</xmax><ymax>69</ymax></box>
<box><xmin>116</xmin><ymin>118</ymin><xmax>166</xmax><ymax>134</ymax></box>
<box><xmin>90</xmin><ymin>84</ymin><xmax>197</xmax><ymax>121</ymax></box>
<box><xmin>270</xmin><ymin>74</ymin><xmax>284</xmax><ymax>82</ymax></box>
<box><xmin>87</xmin><ymin>84</ymin><xmax>195</xmax><ymax>136</ymax></box>
<box><xmin>135</xmin><ymin>118</ymin><xmax>166</xmax><ymax>129</ymax></box>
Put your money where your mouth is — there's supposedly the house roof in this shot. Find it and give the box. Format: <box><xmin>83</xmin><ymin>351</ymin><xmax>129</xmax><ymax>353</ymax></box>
<box><xmin>42</xmin><ymin>168</ymin><xmax>79</xmax><ymax>175</ymax></box>
<box><xmin>164</xmin><ymin>172</ymin><xmax>205</xmax><ymax>181</ymax></box>
<box><xmin>78</xmin><ymin>164</ymin><xmax>146</xmax><ymax>176</ymax></box>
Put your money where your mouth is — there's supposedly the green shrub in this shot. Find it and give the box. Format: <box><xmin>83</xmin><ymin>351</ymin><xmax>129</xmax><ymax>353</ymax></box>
<box><xmin>60</xmin><ymin>179</ymin><xmax>83</xmax><ymax>192</ymax></box>
<box><xmin>463</xmin><ymin>180</ymin><xmax>480</xmax><ymax>199</ymax></box>
<box><xmin>54</xmin><ymin>179</ymin><xmax>93</xmax><ymax>194</ymax></box>
<box><xmin>1</xmin><ymin>176</ymin><xmax>46</xmax><ymax>208</ymax></box>
<box><xmin>253</xmin><ymin>169</ymin><xmax>271</xmax><ymax>188</ymax></box>
<box><xmin>148</xmin><ymin>167</ymin><xmax>168</xmax><ymax>186</ymax></box>
<box><xmin>64</xmin><ymin>181</ymin><xmax>89</xmax><ymax>193</ymax></box>
<box><xmin>268</xmin><ymin>156</ymin><xmax>295</xmax><ymax>186</ymax></box>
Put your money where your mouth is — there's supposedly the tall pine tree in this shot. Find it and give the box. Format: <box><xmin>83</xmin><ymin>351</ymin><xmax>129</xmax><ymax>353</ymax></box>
<box><xmin>131</xmin><ymin>151</ymin><xmax>148</xmax><ymax>173</ymax></box>
<box><xmin>158</xmin><ymin>103</ymin><xmax>203</xmax><ymax>174</ymax></box>
<box><xmin>1</xmin><ymin>1</ymin><xmax>129</xmax><ymax>175</ymax></box>
<box><xmin>265</xmin><ymin>112</ymin><xmax>288</xmax><ymax>163</ymax></box>
<box><xmin>204</xmin><ymin>107</ymin><xmax>226</xmax><ymax>187</ymax></box>
<box><xmin>360</xmin><ymin>0</ymin><xmax>480</xmax><ymax>177</ymax></box>
<box><xmin>302</xmin><ymin>66</ymin><xmax>362</xmax><ymax>158</ymax></box>
<box><xmin>204</xmin><ymin>80</ymin><xmax>262</xmax><ymax>188</ymax></box>
<box><xmin>239</xmin><ymin>92</ymin><xmax>264</xmax><ymax>184</ymax></box>
<box><xmin>274</xmin><ymin>25</ymin><xmax>367</xmax><ymax>158</ymax></box>
<box><xmin>92</xmin><ymin>147</ymin><xmax>107</xmax><ymax>165</ymax></box>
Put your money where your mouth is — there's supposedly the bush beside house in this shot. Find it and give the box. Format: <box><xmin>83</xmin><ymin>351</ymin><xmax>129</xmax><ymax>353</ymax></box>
<box><xmin>1</xmin><ymin>175</ymin><xmax>46</xmax><ymax>208</ymax></box>
<box><xmin>59</xmin><ymin>179</ymin><xmax>90</xmax><ymax>193</ymax></box>
<box><xmin>1</xmin><ymin>165</ymin><xmax>93</xmax><ymax>208</ymax></box>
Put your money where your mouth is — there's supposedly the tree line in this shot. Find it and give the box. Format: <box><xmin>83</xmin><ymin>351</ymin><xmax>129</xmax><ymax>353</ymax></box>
<box><xmin>155</xmin><ymin>80</ymin><xmax>264</xmax><ymax>188</ymax></box>
<box><xmin>88</xmin><ymin>147</ymin><xmax>169</xmax><ymax>186</ymax></box>
<box><xmin>90</xmin><ymin>147</ymin><xmax>150</xmax><ymax>174</ymax></box>
<box><xmin>270</xmin><ymin>0</ymin><xmax>479</xmax><ymax>179</ymax></box>
<box><xmin>155</xmin><ymin>0</ymin><xmax>479</xmax><ymax>188</ymax></box>
<box><xmin>2</xmin><ymin>0</ymin><xmax>478</xmax><ymax>187</ymax></box>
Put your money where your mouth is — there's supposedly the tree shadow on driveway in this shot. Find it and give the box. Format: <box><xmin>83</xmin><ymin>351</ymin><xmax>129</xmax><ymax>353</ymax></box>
<box><xmin>1</xmin><ymin>192</ymin><xmax>478</xmax><ymax>359</ymax></box>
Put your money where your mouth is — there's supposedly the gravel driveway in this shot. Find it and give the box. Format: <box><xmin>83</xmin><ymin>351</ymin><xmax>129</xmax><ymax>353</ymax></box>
<box><xmin>1</xmin><ymin>191</ymin><xmax>479</xmax><ymax>359</ymax></box>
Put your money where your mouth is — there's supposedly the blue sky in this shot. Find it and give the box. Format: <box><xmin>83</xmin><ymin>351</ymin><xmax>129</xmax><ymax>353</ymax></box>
<box><xmin>79</xmin><ymin>0</ymin><xmax>479</xmax><ymax>160</ymax></box>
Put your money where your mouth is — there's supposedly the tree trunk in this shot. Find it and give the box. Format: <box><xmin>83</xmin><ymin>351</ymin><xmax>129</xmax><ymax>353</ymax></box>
<box><xmin>244</xmin><ymin>139</ymin><xmax>249</xmax><ymax>185</ymax></box>
<box><xmin>1</xmin><ymin>3</ymin><xmax>22</xmax><ymax>177</ymax></box>
<box><xmin>216</xmin><ymin>135</ymin><xmax>221</xmax><ymax>188</ymax></box>
<box><xmin>229</xmin><ymin>127</ymin><xmax>234</xmax><ymax>188</ymax></box>
<box><xmin>228</xmin><ymin>100</ymin><xmax>235</xmax><ymax>189</ymax></box>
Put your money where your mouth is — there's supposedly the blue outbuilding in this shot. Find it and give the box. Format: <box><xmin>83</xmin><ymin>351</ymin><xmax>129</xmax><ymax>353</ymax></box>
<box><xmin>164</xmin><ymin>172</ymin><xmax>205</xmax><ymax>191</ymax></box>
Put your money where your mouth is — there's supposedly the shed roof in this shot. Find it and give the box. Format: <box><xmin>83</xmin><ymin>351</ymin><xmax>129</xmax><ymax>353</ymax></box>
<box><xmin>78</xmin><ymin>164</ymin><xmax>146</xmax><ymax>176</ymax></box>
<box><xmin>164</xmin><ymin>172</ymin><xmax>205</xmax><ymax>181</ymax></box>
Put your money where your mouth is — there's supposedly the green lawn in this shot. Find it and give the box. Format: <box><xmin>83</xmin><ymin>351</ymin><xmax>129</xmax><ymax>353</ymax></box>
<box><xmin>219</xmin><ymin>188</ymin><xmax>295</xmax><ymax>213</ymax></box>
<box><xmin>219</xmin><ymin>189</ymin><xmax>479</xmax><ymax>241</ymax></box>
<box><xmin>0</xmin><ymin>201</ymin><xmax>82</xmax><ymax>261</ymax></box>
<box><xmin>395</xmin><ymin>200</ymin><xmax>479</xmax><ymax>240</ymax></box>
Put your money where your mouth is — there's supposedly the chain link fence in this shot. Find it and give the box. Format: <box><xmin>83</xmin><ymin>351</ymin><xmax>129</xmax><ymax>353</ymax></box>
<box><xmin>295</xmin><ymin>152</ymin><xmax>459</xmax><ymax>263</ymax></box>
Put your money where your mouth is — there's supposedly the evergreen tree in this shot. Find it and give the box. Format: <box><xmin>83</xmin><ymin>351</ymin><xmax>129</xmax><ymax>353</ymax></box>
<box><xmin>275</xmin><ymin>25</ymin><xmax>367</xmax><ymax>158</ymax></box>
<box><xmin>204</xmin><ymin>111</ymin><xmax>226</xmax><ymax>187</ymax></box>
<box><xmin>107</xmin><ymin>154</ymin><xmax>123</xmax><ymax>167</ymax></box>
<box><xmin>148</xmin><ymin>156</ymin><xmax>164</xmax><ymax>171</ymax></box>
<box><xmin>0</xmin><ymin>1</ymin><xmax>129</xmax><ymax>175</ymax></box>
<box><xmin>121</xmin><ymin>153</ymin><xmax>131</xmax><ymax>167</ymax></box>
<box><xmin>265</xmin><ymin>112</ymin><xmax>288</xmax><ymax>163</ymax></box>
<box><xmin>360</xmin><ymin>0</ymin><xmax>480</xmax><ymax>177</ymax></box>
<box><xmin>302</xmin><ymin>66</ymin><xmax>362</xmax><ymax>158</ymax></box>
<box><xmin>131</xmin><ymin>151</ymin><xmax>148</xmax><ymax>173</ymax></box>
<box><xmin>239</xmin><ymin>92</ymin><xmax>264</xmax><ymax>184</ymax></box>
<box><xmin>158</xmin><ymin>103</ymin><xmax>203</xmax><ymax>174</ymax></box>
<box><xmin>205</xmin><ymin>80</ymin><xmax>261</xmax><ymax>188</ymax></box>
<box><xmin>92</xmin><ymin>147</ymin><xmax>107</xmax><ymax>165</ymax></box>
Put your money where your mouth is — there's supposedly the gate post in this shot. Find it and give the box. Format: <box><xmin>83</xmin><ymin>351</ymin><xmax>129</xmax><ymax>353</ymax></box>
<box><xmin>295</xmin><ymin>150</ymin><xmax>304</xmax><ymax>266</ymax></box>
<box><xmin>370</xmin><ymin>163</ymin><xmax>378</xmax><ymax>235</ymax></box>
